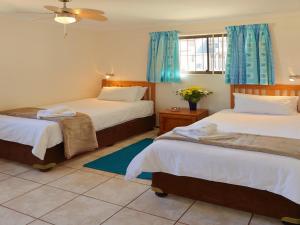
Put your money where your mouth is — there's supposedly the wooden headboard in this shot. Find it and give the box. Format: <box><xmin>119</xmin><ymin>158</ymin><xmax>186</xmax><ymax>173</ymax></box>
<box><xmin>230</xmin><ymin>84</ymin><xmax>300</xmax><ymax>108</ymax></box>
<box><xmin>102</xmin><ymin>79</ymin><xmax>156</xmax><ymax>103</ymax></box>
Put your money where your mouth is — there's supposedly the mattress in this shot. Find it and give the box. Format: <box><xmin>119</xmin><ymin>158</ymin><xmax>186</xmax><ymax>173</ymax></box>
<box><xmin>126</xmin><ymin>109</ymin><xmax>300</xmax><ymax>204</ymax></box>
<box><xmin>0</xmin><ymin>98</ymin><xmax>153</xmax><ymax>160</ymax></box>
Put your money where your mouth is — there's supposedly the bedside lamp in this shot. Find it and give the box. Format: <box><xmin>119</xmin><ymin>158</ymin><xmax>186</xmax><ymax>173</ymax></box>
<box><xmin>105</xmin><ymin>66</ymin><xmax>115</xmax><ymax>79</ymax></box>
<box><xmin>289</xmin><ymin>75</ymin><xmax>300</xmax><ymax>82</ymax></box>
<box><xmin>105</xmin><ymin>73</ymin><xmax>115</xmax><ymax>79</ymax></box>
<box><xmin>95</xmin><ymin>66</ymin><xmax>115</xmax><ymax>79</ymax></box>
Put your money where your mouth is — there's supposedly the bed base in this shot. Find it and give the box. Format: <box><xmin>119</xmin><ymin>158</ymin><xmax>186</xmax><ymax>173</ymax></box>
<box><xmin>32</xmin><ymin>163</ymin><xmax>57</xmax><ymax>172</ymax></box>
<box><xmin>152</xmin><ymin>172</ymin><xmax>300</xmax><ymax>225</ymax></box>
<box><xmin>0</xmin><ymin>115</ymin><xmax>155</xmax><ymax>169</ymax></box>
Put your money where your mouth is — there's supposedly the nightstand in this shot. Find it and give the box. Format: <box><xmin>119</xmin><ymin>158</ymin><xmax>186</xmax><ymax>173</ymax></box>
<box><xmin>159</xmin><ymin>108</ymin><xmax>209</xmax><ymax>135</ymax></box>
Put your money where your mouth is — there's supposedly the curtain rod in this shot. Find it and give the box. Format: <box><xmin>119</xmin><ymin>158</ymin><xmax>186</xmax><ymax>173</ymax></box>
<box><xmin>179</xmin><ymin>32</ymin><xmax>227</xmax><ymax>36</ymax></box>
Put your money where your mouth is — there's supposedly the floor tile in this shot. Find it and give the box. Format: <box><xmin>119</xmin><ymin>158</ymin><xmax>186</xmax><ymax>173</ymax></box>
<box><xmin>0</xmin><ymin>161</ymin><xmax>31</xmax><ymax>176</ymax></box>
<box><xmin>18</xmin><ymin>166</ymin><xmax>76</xmax><ymax>184</ymax></box>
<box><xmin>115</xmin><ymin>175</ymin><xmax>151</xmax><ymax>186</ymax></box>
<box><xmin>103</xmin><ymin>208</ymin><xmax>175</xmax><ymax>225</ymax></box>
<box><xmin>61</xmin><ymin>155</ymin><xmax>96</xmax><ymax>169</ymax></box>
<box><xmin>49</xmin><ymin>170</ymin><xmax>110</xmax><ymax>194</ymax></box>
<box><xmin>90</xmin><ymin>146</ymin><xmax>119</xmax><ymax>158</ymax></box>
<box><xmin>28</xmin><ymin>220</ymin><xmax>52</xmax><ymax>225</ymax></box>
<box><xmin>0</xmin><ymin>177</ymin><xmax>41</xmax><ymax>203</ymax></box>
<box><xmin>42</xmin><ymin>196</ymin><xmax>121</xmax><ymax>225</ymax></box>
<box><xmin>0</xmin><ymin>205</ymin><xmax>34</xmax><ymax>225</ymax></box>
<box><xmin>128</xmin><ymin>190</ymin><xmax>194</xmax><ymax>220</ymax></box>
<box><xmin>0</xmin><ymin>173</ymin><xmax>11</xmax><ymax>182</ymax></box>
<box><xmin>114</xmin><ymin>139</ymin><xmax>140</xmax><ymax>148</ymax></box>
<box><xmin>250</xmin><ymin>215</ymin><xmax>282</xmax><ymax>225</ymax></box>
<box><xmin>180</xmin><ymin>201</ymin><xmax>251</xmax><ymax>225</ymax></box>
<box><xmin>85</xmin><ymin>178</ymin><xmax>149</xmax><ymax>206</ymax></box>
<box><xmin>80</xmin><ymin>167</ymin><xmax>117</xmax><ymax>177</ymax></box>
<box><xmin>4</xmin><ymin>185</ymin><xmax>77</xmax><ymax>218</ymax></box>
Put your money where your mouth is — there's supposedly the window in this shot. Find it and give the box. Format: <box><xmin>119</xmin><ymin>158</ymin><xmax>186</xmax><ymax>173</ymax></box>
<box><xmin>179</xmin><ymin>34</ymin><xmax>227</xmax><ymax>74</ymax></box>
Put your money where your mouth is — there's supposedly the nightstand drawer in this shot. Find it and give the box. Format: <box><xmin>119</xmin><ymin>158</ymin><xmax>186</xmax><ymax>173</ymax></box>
<box><xmin>160</xmin><ymin>116</ymin><xmax>196</xmax><ymax>133</ymax></box>
<box><xmin>159</xmin><ymin>108</ymin><xmax>208</xmax><ymax>135</ymax></box>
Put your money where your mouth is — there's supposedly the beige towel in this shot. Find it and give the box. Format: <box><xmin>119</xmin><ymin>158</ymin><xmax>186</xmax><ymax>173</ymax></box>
<box><xmin>1</xmin><ymin>107</ymin><xmax>98</xmax><ymax>159</ymax></box>
<box><xmin>156</xmin><ymin>132</ymin><xmax>300</xmax><ymax>160</ymax></box>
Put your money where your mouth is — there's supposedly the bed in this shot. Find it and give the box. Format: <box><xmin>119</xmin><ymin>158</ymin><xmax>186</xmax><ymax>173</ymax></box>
<box><xmin>126</xmin><ymin>84</ymin><xmax>300</xmax><ymax>224</ymax></box>
<box><xmin>0</xmin><ymin>80</ymin><xmax>156</xmax><ymax>170</ymax></box>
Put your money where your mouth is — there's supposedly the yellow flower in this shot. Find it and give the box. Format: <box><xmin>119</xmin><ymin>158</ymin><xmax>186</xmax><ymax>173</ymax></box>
<box><xmin>189</xmin><ymin>86</ymin><xmax>202</xmax><ymax>91</ymax></box>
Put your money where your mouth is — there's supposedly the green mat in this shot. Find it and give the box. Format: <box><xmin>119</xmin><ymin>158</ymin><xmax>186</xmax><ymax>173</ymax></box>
<box><xmin>84</xmin><ymin>138</ymin><xmax>153</xmax><ymax>180</ymax></box>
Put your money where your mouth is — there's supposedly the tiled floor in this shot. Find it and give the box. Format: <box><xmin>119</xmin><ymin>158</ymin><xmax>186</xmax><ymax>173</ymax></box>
<box><xmin>0</xmin><ymin>129</ymin><xmax>282</xmax><ymax>225</ymax></box>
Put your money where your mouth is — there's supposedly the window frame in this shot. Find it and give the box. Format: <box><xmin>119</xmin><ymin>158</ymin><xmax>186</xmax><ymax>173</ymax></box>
<box><xmin>179</xmin><ymin>34</ymin><xmax>227</xmax><ymax>75</ymax></box>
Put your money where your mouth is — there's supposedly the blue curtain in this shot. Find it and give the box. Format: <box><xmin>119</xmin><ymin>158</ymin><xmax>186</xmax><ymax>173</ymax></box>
<box><xmin>147</xmin><ymin>31</ymin><xmax>181</xmax><ymax>83</ymax></box>
<box><xmin>225</xmin><ymin>24</ymin><xmax>275</xmax><ymax>85</ymax></box>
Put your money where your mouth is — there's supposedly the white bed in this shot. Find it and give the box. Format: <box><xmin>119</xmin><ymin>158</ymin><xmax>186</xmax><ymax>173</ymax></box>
<box><xmin>126</xmin><ymin>109</ymin><xmax>300</xmax><ymax>204</ymax></box>
<box><xmin>0</xmin><ymin>98</ymin><xmax>153</xmax><ymax>160</ymax></box>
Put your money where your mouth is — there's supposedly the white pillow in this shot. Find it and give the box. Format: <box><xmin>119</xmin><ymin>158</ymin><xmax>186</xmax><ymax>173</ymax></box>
<box><xmin>98</xmin><ymin>86</ymin><xmax>140</xmax><ymax>102</ymax></box>
<box><xmin>233</xmin><ymin>93</ymin><xmax>299</xmax><ymax>115</ymax></box>
<box><xmin>135</xmin><ymin>86</ymin><xmax>148</xmax><ymax>100</ymax></box>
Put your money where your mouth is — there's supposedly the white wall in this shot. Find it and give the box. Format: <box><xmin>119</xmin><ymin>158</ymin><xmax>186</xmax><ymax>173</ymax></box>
<box><xmin>94</xmin><ymin>12</ymin><xmax>300</xmax><ymax>114</ymax></box>
<box><xmin>1</xmin><ymin>12</ymin><xmax>300</xmax><ymax>116</ymax></box>
<box><xmin>0</xmin><ymin>17</ymin><xmax>102</xmax><ymax>110</ymax></box>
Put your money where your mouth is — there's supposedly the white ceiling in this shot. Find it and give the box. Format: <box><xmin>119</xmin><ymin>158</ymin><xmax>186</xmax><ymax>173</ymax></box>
<box><xmin>1</xmin><ymin>0</ymin><xmax>300</xmax><ymax>30</ymax></box>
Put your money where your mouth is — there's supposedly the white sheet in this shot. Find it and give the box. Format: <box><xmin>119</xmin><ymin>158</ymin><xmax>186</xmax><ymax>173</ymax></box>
<box><xmin>0</xmin><ymin>98</ymin><xmax>153</xmax><ymax>160</ymax></box>
<box><xmin>126</xmin><ymin>109</ymin><xmax>300</xmax><ymax>204</ymax></box>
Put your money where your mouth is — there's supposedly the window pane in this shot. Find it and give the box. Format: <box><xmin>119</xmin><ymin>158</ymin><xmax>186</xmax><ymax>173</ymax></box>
<box><xmin>179</xmin><ymin>35</ymin><xmax>226</xmax><ymax>74</ymax></box>
<box><xmin>196</xmin><ymin>54</ymin><xmax>207</xmax><ymax>71</ymax></box>
<box><xmin>180</xmin><ymin>55</ymin><xmax>188</xmax><ymax>71</ymax></box>
<box><xmin>187</xmin><ymin>39</ymin><xmax>196</xmax><ymax>56</ymax></box>
<box><xmin>188</xmin><ymin>55</ymin><xmax>196</xmax><ymax>71</ymax></box>
<box><xmin>208</xmin><ymin>36</ymin><xmax>227</xmax><ymax>72</ymax></box>
<box><xmin>195</xmin><ymin>38</ymin><xmax>207</xmax><ymax>71</ymax></box>
<box><xmin>195</xmin><ymin>38</ymin><xmax>207</xmax><ymax>54</ymax></box>
<box><xmin>180</xmin><ymin>39</ymin><xmax>188</xmax><ymax>55</ymax></box>
<box><xmin>180</xmin><ymin>37</ymin><xmax>207</xmax><ymax>72</ymax></box>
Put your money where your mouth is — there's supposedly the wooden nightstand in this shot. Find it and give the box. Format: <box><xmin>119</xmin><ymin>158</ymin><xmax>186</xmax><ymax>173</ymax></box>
<box><xmin>159</xmin><ymin>108</ymin><xmax>209</xmax><ymax>135</ymax></box>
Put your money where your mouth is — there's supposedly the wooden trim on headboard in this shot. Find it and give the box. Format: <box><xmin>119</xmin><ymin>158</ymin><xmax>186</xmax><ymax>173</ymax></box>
<box><xmin>230</xmin><ymin>84</ymin><xmax>300</xmax><ymax>108</ymax></box>
<box><xmin>102</xmin><ymin>79</ymin><xmax>156</xmax><ymax>111</ymax></box>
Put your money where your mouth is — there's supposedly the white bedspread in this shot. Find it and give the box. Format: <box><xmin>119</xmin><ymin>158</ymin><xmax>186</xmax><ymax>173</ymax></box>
<box><xmin>126</xmin><ymin>109</ymin><xmax>300</xmax><ymax>204</ymax></box>
<box><xmin>0</xmin><ymin>98</ymin><xmax>153</xmax><ymax>160</ymax></box>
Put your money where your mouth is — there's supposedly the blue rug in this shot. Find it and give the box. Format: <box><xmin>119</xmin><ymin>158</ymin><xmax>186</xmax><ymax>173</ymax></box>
<box><xmin>84</xmin><ymin>138</ymin><xmax>153</xmax><ymax>180</ymax></box>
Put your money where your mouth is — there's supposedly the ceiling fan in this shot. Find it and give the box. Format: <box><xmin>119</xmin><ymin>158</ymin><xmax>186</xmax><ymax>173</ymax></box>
<box><xmin>44</xmin><ymin>0</ymin><xmax>107</xmax><ymax>25</ymax></box>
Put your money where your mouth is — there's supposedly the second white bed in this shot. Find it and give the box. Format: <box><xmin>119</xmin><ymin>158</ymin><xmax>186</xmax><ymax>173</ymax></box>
<box><xmin>126</xmin><ymin>109</ymin><xmax>300</xmax><ymax>204</ymax></box>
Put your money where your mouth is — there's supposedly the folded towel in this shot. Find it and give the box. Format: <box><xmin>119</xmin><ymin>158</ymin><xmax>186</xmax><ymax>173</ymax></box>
<box><xmin>37</xmin><ymin>106</ymin><xmax>76</xmax><ymax>119</ymax></box>
<box><xmin>173</xmin><ymin>123</ymin><xmax>218</xmax><ymax>140</ymax></box>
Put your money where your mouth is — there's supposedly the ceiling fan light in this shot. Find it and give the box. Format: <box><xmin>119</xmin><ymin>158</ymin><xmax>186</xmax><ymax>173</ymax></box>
<box><xmin>54</xmin><ymin>13</ymin><xmax>77</xmax><ymax>24</ymax></box>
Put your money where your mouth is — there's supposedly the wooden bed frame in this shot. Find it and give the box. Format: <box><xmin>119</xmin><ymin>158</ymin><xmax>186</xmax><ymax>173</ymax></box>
<box><xmin>152</xmin><ymin>84</ymin><xmax>300</xmax><ymax>225</ymax></box>
<box><xmin>0</xmin><ymin>80</ymin><xmax>156</xmax><ymax>170</ymax></box>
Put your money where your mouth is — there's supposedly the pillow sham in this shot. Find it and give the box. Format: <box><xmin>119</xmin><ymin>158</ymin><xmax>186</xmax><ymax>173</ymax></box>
<box><xmin>135</xmin><ymin>86</ymin><xmax>148</xmax><ymax>100</ymax></box>
<box><xmin>98</xmin><ymin>86</ymin><xmax>140</xmax><ymax>102</ymax></box>
<box><xmin>233</xmin><ymin>93</ymin><xmax>299</xmax><ymax>115</ymax></box>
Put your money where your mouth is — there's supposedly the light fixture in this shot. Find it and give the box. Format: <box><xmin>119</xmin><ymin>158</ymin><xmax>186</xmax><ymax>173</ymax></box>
<box><xmin>289</xmin><ymin>75</ymin><xmax>300</xmax><ymax>82</ymax></box>
<box><xmin>54</xmin><ymin>13</ymin><xmax>77</xmax><ymax>24</ymax></box>
<box><xmin>105</xmin><ymin>67</ymin><xmax>115</xmax><ymax>79</ymax></box>
<box><xmin>105</xmin><ymin>73</ymin><xmax>115</xmax><ymax>79</ymax></box>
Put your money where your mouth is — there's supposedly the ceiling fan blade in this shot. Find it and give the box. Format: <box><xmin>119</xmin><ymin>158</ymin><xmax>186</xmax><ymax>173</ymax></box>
<box><xmin>77</xmin><ymin>13</ymin><xmax>107</xmax><ymax>21</ymax></box>
<box><xmin>65</xmin><ymin>8</ymin><xmax>105</xmax><ymax>15</ymax></box>
<box><xmin>44</xmin><ymin>5</ymin><xmax>62</xmax><ymax>13</ymax></box>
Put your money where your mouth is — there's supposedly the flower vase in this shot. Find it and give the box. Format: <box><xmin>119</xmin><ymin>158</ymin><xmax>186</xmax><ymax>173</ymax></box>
<box><xmin>188</xmin><ymin>101</ymin><xmax>197</xmax><ymax>111</ymax></box>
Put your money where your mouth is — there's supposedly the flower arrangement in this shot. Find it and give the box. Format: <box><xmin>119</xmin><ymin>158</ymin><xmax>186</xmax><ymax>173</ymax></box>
<box><xmin>176</xmin><ymin>86</ymin><xmax>212</xmax><ymax>110</ymax></box>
